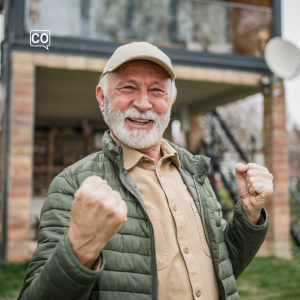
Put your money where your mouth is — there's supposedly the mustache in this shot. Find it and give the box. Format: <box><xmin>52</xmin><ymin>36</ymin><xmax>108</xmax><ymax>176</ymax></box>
<box><xmin>123</xmin><ymin>108</ymin><xmax>161</xmax><ymax>122</ymax></box>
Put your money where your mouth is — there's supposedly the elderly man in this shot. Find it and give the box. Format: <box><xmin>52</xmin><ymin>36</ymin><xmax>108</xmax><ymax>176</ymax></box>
<box><xmin>18</xmin><ymin>42</ymin><xmax>272</xmax><ymax>300</ymax></box>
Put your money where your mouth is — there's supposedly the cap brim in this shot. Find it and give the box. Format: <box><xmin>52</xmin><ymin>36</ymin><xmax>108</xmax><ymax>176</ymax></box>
<box><xmin>101</xmin><ymin>55</ymin><xmax>176</xmax><ymax>80</ymax></box>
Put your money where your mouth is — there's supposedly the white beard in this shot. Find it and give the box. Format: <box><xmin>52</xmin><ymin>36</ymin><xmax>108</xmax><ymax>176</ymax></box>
<box><xmin>103</xmin><ymin>96</ymin><xmax>171</xmax><ymax>149</ymax></box>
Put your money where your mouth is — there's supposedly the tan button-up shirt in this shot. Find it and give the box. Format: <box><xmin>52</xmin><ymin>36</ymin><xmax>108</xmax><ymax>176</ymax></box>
<box><xmin>111</xmin><ymin>134</ymin><xmax>219</xmax><ymax>300</ymax></box>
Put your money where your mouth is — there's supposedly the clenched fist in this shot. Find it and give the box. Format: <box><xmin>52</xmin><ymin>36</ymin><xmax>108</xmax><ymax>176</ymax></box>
<box><xmin>69</xmin><ymin>176</ymin><xmax>128</xmax><ymax>269</ymax></box>
<box><xmin>235</xmin><ymin>163</ymin><xmax>273</xmax><ymax>225</ymax></box>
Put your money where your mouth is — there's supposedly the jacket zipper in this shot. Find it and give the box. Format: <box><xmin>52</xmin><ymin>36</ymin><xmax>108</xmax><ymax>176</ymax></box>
<box><xmin>193</xmin><ymin>176</ymin><xmax>226</xmax><ymax>300</ymax></box>
<box><xmin>116</xmin><ymin>151</ymin><xmax>158</xmax><ymax>300</ymax></box>
<box><xmin>192</xmin><ymin>175</ymin><xmax>211</xmax><ymax>250</ymax></box>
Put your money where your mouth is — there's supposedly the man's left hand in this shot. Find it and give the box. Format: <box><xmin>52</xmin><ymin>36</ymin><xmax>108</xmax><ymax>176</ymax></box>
<box><xmin>235</xmin><ymin>163</ymin><xmax>273</xmax><ymax>225</ymax></box>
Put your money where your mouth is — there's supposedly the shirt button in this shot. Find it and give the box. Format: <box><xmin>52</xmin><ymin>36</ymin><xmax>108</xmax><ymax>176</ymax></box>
<box><xmin>172</xmin><ymin>205</ymin><xmax>177</xmax><ymax>211</ymax></box>
<box><xmin>196</xmin><ymin>290</ymin><xmax>201</xmax><ymax>297</ymax></box>
<box><xmin>184</xmin><ymin>247</ymin><xmax>189</xmax><ymax>254</ymax></box>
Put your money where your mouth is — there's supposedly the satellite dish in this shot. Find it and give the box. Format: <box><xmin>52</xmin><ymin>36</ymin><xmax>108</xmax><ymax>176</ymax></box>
<box><xmin>265</xmin><ymin>37</ymin><xmax>300</xmax><ymax>79</ymax></box>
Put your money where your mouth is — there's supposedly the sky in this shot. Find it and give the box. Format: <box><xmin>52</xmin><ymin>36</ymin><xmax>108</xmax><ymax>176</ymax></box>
<box><xmin>282</xmin><ymin>0</ymin><xmax>300</xmax><ymax>130</ymax></box>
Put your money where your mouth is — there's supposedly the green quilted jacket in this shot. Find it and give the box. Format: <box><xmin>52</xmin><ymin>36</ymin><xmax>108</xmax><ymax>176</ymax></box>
<box><xmin>18</xmin><ymin>131</ymin><xmax>269</xmax><ymax>300</ymax></box>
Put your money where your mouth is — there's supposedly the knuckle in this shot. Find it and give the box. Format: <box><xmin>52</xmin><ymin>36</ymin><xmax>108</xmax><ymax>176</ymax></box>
<box><xmin>84</xmin><ymin>175</ymin><xmax>95</xmax><ymax>182</ymax></box>
<box><xmin>101</xmin><ymin>184</ymin><xmax>112</xmax><ymax>193</ymax></box>
<box><xmin>121</xmin><ymin>204</ymin><xmax>128</xmax><ymax>217</ymax></box>
<box><xmin>102</xmin><ymin>202</ymin><xmax>113</xmax><ymax>213</ymax></box>
<box><xmin>74</xmin><ymin>189</ymin><xmax>82</xmax><ymax>199</ymax></box>
<box><xmin>115</xmin><ymin>210</ymin><xmax>127</xmax><ymax>223</ymax></box>
<box><xmin>88</xmin><ymin>175</ymin><xmax>103</xmax><ymax>182</ymax></box>
<box><xmin>95</xmin><ymin>188</ymin><xmax>112</xmax><ymax>203</ymax></box>
<box><xmin>122</xmin><ymin>213</ymin><xmax>128</xmax><ymax>222</ymax></box>
<box><xmin>77</xmin><ymin>188</ymin><xmax>90</xmax><ymax>200</ymax></box>
<box><xmin>111</xmin><ymin>190</ymin><xmax>121</xmax><ymax>199</ymax></box>
<box><xmin>114</xmin><ymin>210</ymin><xmax>122</xmax><ymax>219</ymax></box>
<box><xmin>89</xmin><ymin>190</ymin><xmax>101</xmax><ymax>202</ymax></box>
<box><xmin>71</xmin><ymin>198</ymin><xmax>77</xmax><ymax>210</ymax></box>
<box><xmin>82</xmin><ymin>176</ymin><xmax>99</xmax><ymax>187</ymax></box>
<box><xmin>247</xmin><ymin>169</ymin><xmax>254</xmax><ymax>177</ymax></box>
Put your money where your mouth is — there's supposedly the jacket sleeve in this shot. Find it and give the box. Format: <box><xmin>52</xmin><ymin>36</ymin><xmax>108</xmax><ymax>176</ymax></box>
<box><xmin>222</xmin><ymin>200</ymin><xmax>269</xmax><ymax>279</ymax></box>
<box><xmin>17</xmin><ymin>172</ymin><xmax>105</xmax><ymax>300</ymax></box>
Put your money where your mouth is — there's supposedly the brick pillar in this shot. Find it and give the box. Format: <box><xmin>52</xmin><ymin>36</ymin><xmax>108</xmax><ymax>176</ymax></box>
<box><xmin>7</xmin><ymin>52</ymin><xmax>35</xmax><ymax>262</ymax></box>
<box><xmin>260</xmin><ymin>79</ymin><xmax>290</xmax><ymax>258</ymax></box>
<box><xmin>188</xmin><ymin>114</ymin><xmax>201</xmax><ymax>154</ymax></box>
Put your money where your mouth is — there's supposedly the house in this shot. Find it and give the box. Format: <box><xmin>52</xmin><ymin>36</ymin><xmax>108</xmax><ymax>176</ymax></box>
<box><xmin>0</xmin><ymin>0</ymin><xmax>290</xmax><ymax>262</ymax></box>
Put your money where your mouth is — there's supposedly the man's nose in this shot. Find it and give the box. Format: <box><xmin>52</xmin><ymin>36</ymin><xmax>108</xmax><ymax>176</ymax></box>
<box><xmin>133</xmin><ymin>91</ymin><xmax>152</xmax><ymax>112</ymax></box>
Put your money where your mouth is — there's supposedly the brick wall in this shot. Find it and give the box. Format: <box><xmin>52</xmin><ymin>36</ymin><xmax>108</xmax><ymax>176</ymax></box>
<box><xmin>7</xmin><ymin>53</ymin><xmax>35</xmax><ymax>261</ymax></box>
<box><xmin>259</xmin><ymin>79</ymin><xmax>291</xmax><ymax>258</ymax></box>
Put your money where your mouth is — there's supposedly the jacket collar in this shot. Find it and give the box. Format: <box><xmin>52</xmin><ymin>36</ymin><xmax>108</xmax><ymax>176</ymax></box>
<box><xmin>102</xmin><ymin>130</ymin><xmax>210</xmax><ymax>183</ymax></box>
<box><xmin>165</xmin><ymin>140</ymin><xmax>210</xmax><ymax>184</ymax></box>
<box><xmin>110</xmin><ymin>132</ymin><xmax>181</xmax><ymax>171</ymax></box>
<box><xmin>102</xmin><ymin>130</ymin><xmax>123</xmax><ymax>167</ymax></box>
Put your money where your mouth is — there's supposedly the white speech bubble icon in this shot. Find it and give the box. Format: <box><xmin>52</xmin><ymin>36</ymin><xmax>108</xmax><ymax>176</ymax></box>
<box><xmin>30</xmin><ymin>30</ymin><xmax>51</xmax><ymax>50</ymax></box>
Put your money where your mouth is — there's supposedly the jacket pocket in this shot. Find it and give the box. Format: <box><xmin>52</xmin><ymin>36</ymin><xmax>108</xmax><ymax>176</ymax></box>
<box><xmin>190</xmin><ymin>203</ymin><xmax>212</xmax><ymax>257</ymax></box>
<box><xmin>149</xmin><ymin>209</ymin><xmax>170</xmax><ymax>271</ymax></box>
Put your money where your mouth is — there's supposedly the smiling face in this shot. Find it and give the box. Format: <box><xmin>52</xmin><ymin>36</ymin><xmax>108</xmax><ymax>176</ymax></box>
<box><xmin>96</xmin><ymin>60</ymin><xmax>176</xmax><ymax>149</ymax></box>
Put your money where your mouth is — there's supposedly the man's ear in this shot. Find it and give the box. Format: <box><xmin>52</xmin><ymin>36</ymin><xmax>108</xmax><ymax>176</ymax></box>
<box><xmin>172</xmin><ymin>93</ymin><xmax>177</xmax><ymax>106</ymax></box>
<box><xmin>96</xmin><ymin>86</ymin><xmax>105</xmax><ymax>112</ymax></box>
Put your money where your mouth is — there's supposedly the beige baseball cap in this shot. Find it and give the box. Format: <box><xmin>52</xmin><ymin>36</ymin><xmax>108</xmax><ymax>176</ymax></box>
<box><xmin>101</xmin><ymin>42</ymin><xmax>176</xmax><ymax>80</ymax></box>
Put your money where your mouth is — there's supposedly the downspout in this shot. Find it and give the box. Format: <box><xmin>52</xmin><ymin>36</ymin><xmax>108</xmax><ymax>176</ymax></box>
<box><xmin>0</xmin><ymin>0</ymin><xmax>14</xmax><ymax>265</ymax></box>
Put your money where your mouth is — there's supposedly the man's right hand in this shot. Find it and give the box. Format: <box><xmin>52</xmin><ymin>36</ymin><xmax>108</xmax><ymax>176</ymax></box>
<box><xmin>69</xmin><ymin>176</ymin><xmax>128</xmax><ymax>270</ymax></box>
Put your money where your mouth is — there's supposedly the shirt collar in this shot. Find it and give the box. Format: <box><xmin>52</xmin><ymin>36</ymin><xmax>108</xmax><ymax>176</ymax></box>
<box><xmin>110</xmin><ymin>133</ymin><xmax>181</xmax><ymax>170</ymax></box>
<box><xmin>161</xmin><ymin>139</ymin><xmax>181</xmax><ymax>169</ymax></box>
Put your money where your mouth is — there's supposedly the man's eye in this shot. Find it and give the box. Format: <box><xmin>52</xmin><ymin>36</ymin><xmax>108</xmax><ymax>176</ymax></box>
<box><xmin>152</xmin><ymin>88</ymin><xmax>162</xmax><ymax>92</ymax></box>
<box><xmin>124</xmin><ymin>86</ymin><xmax>133</xmax><ymax>89</ymax></box>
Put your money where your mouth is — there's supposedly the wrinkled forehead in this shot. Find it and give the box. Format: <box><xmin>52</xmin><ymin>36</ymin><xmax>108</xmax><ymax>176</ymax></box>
<box><xmin>110</xmin><ymin>59</ymin><xmax>172</xmax><ymax>83</ymax></box>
